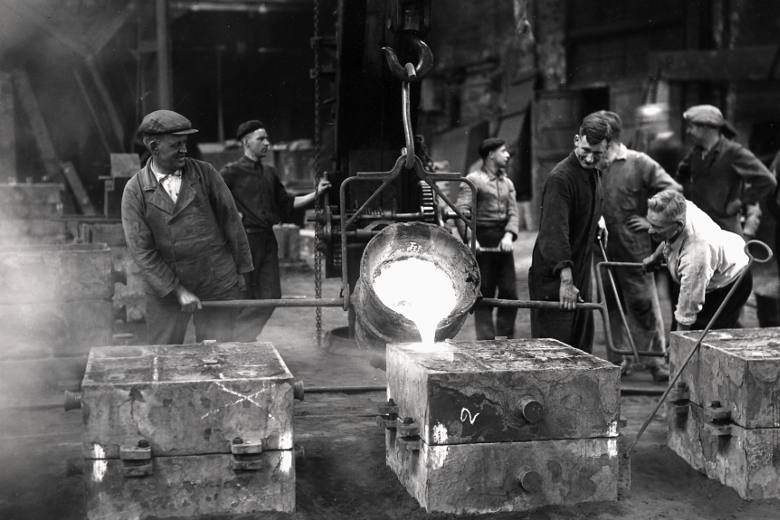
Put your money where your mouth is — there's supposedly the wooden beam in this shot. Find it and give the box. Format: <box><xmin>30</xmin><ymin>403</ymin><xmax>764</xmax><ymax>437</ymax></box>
<box><xmin>73</xmin><ymin>70</ymin><xmax>114</xmax><ymax>157</ymax></box>
<box><xmin>11</xmin><ymin>70</ymin><xmax>62</xmax><ymax>182</ymax></box>
<box><xmin>0</xmin><ymin>0</ymin><xmax>91</xmax><ymax>58</ymax></box>
<box><xmin>84</xmin><ymin>59</ymin><xmax>126</xmax><ymax>150</ymax></box>
<box><xmin>0</xmin><ymin>73</ymin><xmax>16</xmax><ymax>182</ymax></box>
<box><xmin>60</xmin><ymin>162</ymin><xmax>97</xmax><ymax>216</ymax></box>
<box><xmin>85</xmin><ymin>2</ymin><xmax>138</xmax><ymax>55</ymax></box>
<box><xmin>650</xmin><ymin>46</ymin><xmax>780</xmax><ymax>82</ymax></box>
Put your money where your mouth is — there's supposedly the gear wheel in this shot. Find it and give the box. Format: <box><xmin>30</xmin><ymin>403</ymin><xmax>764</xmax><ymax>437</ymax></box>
<box><xmin>418</xmin><ymin>181</ymin><xmax>437</xmax><ymax>223</ymax></box>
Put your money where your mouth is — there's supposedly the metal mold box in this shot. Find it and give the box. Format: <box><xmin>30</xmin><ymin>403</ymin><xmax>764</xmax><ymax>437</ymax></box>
<box><xmin>385</xmin><ymin>338</ymin><xmax>623</xmax><ymax>513</ymax></box>
<box><xmin>387</xmin><ymin>338</ymin><xmax>621</xmax><ymax>445</ymax></box>
<box><xmin>668</xmin><ymin>328</ymin><xmax>780</xmax><ymax>499</ymax></box>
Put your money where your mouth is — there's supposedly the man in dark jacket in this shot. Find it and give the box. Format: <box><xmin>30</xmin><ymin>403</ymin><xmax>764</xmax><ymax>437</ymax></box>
<box><xmin>121</xmin><ymin>110</ymin><xmax>252</xmax><ymax>344</ymax></box>
<box><xmin>529</xmin><ymin>112</ymin><xmax>610</xmax><ymax>353</ymax></box>
<box><xmin>220</xmin><ymin>120</ymin><xmax>329</xmax><ymax>341</ymax></box>
<box><xmin>676</xmin><ymin>104</ymin><xmax>776</xmax><ymax>236</ymax></box>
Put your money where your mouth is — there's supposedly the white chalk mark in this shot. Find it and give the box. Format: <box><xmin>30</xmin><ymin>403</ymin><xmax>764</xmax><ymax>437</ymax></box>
<box><xmin>432</xmin><ymin>423</ymin><xmax>448</xmax><ymax>444</ymax></box>
<box><xmin>200</xmin><ymin>381</ymin><xmax>265</xmax><ymax>419</ymax></box>
<box><xmin>152</xmin><ymin>356</ymin><xmax>159</xmax><ymax>382</ymax></box>
<box><xmin>460</xmin><ymin>408</ymin><xmax>480</xmax><ymax>425</ymax></box>
<box><xmin>280</xmin><ymin>451</ymin><xmax>293</xmax><ymax>475</ymax></box>
<box><xmin>92</xmin><ymin>444</ymin><xmax>107</xmax><ymax>482</ymax></box>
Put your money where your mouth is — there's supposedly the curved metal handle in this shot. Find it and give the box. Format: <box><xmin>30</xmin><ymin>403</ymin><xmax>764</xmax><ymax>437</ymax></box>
<box><xmin>745</xmin><ymin>239</ymin><xmax>772</xmax><ymax>264</ymax></box>
<box><xmin>381</xmin><ymin>35</ymin><xmax>434</xmax><ymax>83</ymax></box>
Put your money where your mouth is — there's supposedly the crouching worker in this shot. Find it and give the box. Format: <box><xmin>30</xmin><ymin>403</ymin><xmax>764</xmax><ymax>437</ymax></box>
<box><xmin>122</xmin><ymin>110</ymin><xmax>253</xmax><ymax>344</ymax></box>
<box><xmin>642</xmin><ymin>189</ymin><xmax>752</xmax><ymax>331</ymax></box>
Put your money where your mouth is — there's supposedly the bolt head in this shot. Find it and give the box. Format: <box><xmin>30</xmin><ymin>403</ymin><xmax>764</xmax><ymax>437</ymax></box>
<box><xmin>711</xmin><ymin>401</ymin><xmax>721</xmax><ymax>408</ymax></box>
<box><xmin>233</xmin><ymin>437</ymin><xmax>244</xmax><ymax>445</ymax></box>
<box><xmin>138</xmin><ymin>440</ymin><xmax>150</xmax><ymax>448</ymax></box>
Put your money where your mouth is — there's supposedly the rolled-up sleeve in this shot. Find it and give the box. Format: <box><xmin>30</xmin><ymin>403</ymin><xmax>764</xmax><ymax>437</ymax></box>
<box><xmin>121</xmin><ymin>178</ymin><xmax>179</xmax><ymax>296</ymax></box>
<box><xmin>205</xmin><ymin>165</ymin><xmax>253</xmax><ymax>274</ymax></box>
<box><xmin>504</xmin><ymin>179</ymin><xmax>519</xmax><ymax>239</ymax></box>
<box><xmin>674</xmin><ymin>243</ymin><xmax>715</xmax><ymax>326</ymax></box>
<box><xmin>537</xmin><ymin>175</ymin><xmax>574</xmax><ymax>274</ymax></box>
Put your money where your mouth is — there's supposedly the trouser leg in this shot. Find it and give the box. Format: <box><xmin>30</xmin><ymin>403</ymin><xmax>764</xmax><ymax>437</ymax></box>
<box><xmin>495</xmin><ymin>252</ymin><xmax>518</xmax><ymax>338</ymax></box>
<box><xmin>475</xmin><ymin>251</ymin><xmax>498</xmax><ymax>340</ymax></box>
<box><xmin>615</xmin><ymin>267</ymin><xmax>665</xmax><ymax>367</ymax></box>
<box><xmin>194</xmin><ymin>285</ymin><xmax>240</xmax><ymax>342</ymax></box>
<box><xmin>692</xmin><ymin>271</ymin><xmax>753</xmax><ymax>330</ymax></box>
<box><xmin>145</xmin><ymin>292</ymin><xmax>190</xmax><ymax>345</ymax></box>
<box><xmin>234</xmin><ymin>232</ymin><xmax>281</xmax><ymax>342</ymax></box>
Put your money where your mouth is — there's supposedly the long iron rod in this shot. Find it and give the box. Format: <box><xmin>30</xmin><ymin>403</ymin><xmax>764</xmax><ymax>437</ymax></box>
<box><xmin>626</xmin><ymin>240</ymin><xmax>772</xmax><ymax>454</ymax></box>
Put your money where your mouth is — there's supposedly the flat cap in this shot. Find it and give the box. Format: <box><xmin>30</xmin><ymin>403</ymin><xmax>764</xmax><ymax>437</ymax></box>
<box><xmin>478</xmin><ymin>137</ymin><xmax>506</xmax><ymax>158</ymax></box>
<box><xmin>683</xmin><ymin>105</ymin><xmax>724</xmax><ymax>127</ymax></box>
<box><xmin>236</xmin><ymin>120</ymin><xmax>265</xmax><ymax>141</ymax></box>
<box><xmin>138</xmin><ymin>110</ymin><xmax>198</xmax><ymax>136</ymax></box>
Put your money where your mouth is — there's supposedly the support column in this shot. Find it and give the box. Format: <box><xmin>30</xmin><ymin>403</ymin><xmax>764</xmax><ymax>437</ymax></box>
<box><xmin>0</xmin><ymin>73</ymin><xmax>15</xmax><ymax>181</ymax></box>
<box><xmin>156</xmin><ymin>0</ymin><xmax>172</xmax><ymax>109</ymax></box>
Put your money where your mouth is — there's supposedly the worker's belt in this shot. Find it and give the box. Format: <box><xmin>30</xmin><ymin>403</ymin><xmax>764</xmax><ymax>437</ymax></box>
<box><xmin>475</xmin><ymin>218</ymin><xmax>508</xmax><ymax>229</ymax></box>
<box><xmin>244</xmin><ymin>227</ymin><xmax>272</xmax><ymax>235</ymax></box>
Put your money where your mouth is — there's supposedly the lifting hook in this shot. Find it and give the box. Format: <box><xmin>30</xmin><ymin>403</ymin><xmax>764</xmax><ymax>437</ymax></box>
<box><xmin>381</xmin><ymin>35</ymin><xmax>434</xmax><ymax>83</ymax></box>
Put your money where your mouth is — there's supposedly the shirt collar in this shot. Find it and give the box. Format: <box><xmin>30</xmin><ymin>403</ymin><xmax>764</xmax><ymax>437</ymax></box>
<box><xmin>150</xmin><ymin>160</ymin><xmax>181</xmax><ymax>180</ymax></box>
<box><xmin>614</xmin><ymin>143</ymin><xmax>628</xmax><ymax>161</ymax></box>
<box><xmin>480</xmin><ymin>164</ymin><xmax>505</xmax><ymax>179</ymax></box>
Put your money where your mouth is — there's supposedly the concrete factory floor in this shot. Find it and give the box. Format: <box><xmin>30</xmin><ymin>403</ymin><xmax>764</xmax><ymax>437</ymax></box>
<box><xmin>1</xmin><ymin>231</ymin><xmax>779</xmax><ymax>519</ymax></box>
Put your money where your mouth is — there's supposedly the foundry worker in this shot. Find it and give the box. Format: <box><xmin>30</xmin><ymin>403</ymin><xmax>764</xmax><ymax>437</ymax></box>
<box><xmin>455</xmin><ymin>137</ymin><xmax>520</xmax><ymax>340</ymax></box>
<box><xmin>220</xmin><ymin>120</ymin><xmax>330</xmax><ymax>342</ymax></box>
<box><xmin>642</xmin><ymin>189</ymin><xmax>751</xmax><ymax>331</ymax></box>
<box><xmin>675</xmin><ymin>104</ymin><xmax>775</xmax><ymax>236</ymax></box>
<box><xmin>596</xmin><ymin>111</ymin><xmax>680</xmax><ymax>381</ymax></box>
<box><xmin>121</xmin><ymin>110</ymin><xmax>252</xmax><ymax>344</ymax></box>
<box><xmin>528</xmin><ymin>112</ymin><xmax>610</xmax><ymax>353</ymax></box>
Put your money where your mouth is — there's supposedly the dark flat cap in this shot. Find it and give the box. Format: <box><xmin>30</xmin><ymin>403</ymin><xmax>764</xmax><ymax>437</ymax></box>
<box><xmin>138</xmin><ymin>110</ymin><xmax>198</xmax><ymax>136</ymax></box>
<box><xmin>478</xmin><ymin>137</ymin><xmax>506</xmax><ymax>159</ymax></box>
<box><xmin>236</xmin><ymin>120</ymin><xmax>265</xmax><ymax>141</ymax></box>
<box><xmin>683</xmin><ymin>105</ymin><xmax>724</xmax><ymax>127</ymax></box>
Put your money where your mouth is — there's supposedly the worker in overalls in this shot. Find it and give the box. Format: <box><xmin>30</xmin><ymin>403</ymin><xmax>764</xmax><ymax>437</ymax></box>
<box><xmin>122</xmin><ymin>110</ymin><xmax>252</xmax><ymax>344</ymax></box>
<box><xmin>456</xmin><ymin>138</ymin><xmax>520</xmax><ymax>340</ymax></box>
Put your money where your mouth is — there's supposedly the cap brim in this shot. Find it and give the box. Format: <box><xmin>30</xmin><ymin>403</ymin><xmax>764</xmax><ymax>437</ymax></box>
<box><xmin>170</xmin><ymin>129</ymin><xmax>198</xmax><ymax>135</ymax></box>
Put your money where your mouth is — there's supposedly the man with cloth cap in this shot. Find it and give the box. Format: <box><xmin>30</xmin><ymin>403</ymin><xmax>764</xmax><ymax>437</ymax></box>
<box><xmin>456</xmin><ymin>137</ymin><xmax>520</xmax><ymax>340</ymax></box>
<box><xmin>122</xmin><ymin>110</ymin><xmax>252</xmax><ymax>344</ymax></box>
<box><xmin>675</xmin><ymin>104</ymin><xmax>776</xmax><ymax>236</ymax></box>
<box><xmin>220</xmin><ymin>120</ymin><xmax>330</xmax><ymax>342</ymax></box>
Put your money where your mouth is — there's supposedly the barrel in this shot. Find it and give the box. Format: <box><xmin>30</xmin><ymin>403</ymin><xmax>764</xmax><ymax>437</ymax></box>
<box><xmin>352</xmin><ymin>222</ymin><xmax>480</xmax><ymax>352</ymax></box>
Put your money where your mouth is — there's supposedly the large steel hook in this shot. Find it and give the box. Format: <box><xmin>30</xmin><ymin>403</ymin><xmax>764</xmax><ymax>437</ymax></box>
<box><xmin>381</xmin><ymin>35</ymin><xmax>434</xmax><ymax>83</ymax></box>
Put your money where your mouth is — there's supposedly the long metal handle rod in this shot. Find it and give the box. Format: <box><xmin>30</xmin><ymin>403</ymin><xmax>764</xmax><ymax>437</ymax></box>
<box><xmin>202</xmin><ymin>298</ymin><xmax>344</xmax><ymax>308</ymax></box>
<box><xmin>626</xmin><ymin>240</ymin><xmax>772</xmax><ymax>454</ymax></box>
<box><xmin>598</xmin><ymin>241</ymin><xmax>643</xmax><ymax>365</ymax></box>
<box><xmin>479</xmin><ymin>298</ymin><xmax>602</xmax><ymax>310</ymax></box>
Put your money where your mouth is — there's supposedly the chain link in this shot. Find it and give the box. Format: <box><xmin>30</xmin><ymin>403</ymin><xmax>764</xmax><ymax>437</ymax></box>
<box><xmin>313</xmin><ymin>0</ymin><xmax>323</xmax><ymax>347</ymax></box>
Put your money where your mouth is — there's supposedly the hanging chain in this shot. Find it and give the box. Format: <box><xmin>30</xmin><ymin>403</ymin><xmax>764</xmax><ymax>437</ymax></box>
<box><xmin>312</xmin><ymin>0</ymin><xmax>323</xmax><ymax>347</ymax></box>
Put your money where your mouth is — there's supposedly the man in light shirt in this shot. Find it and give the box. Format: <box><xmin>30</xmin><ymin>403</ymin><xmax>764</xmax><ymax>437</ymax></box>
<box><xmin>122</xmin><ymin>110</ymin><xmax>252</xmax><ymax>344</ymax></box>
<box><xmin>642</xmin><ymin>189</ymin><xmax>751</xmax><ymax>331</ymax></box>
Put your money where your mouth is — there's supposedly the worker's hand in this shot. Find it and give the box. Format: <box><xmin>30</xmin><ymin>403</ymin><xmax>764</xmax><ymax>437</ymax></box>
<box><xmin>499</xmin><ymin>233</ymin><xmax>514</xmax><ymax>252</ymax></box>
<box><xmin>316</xmin><ymin>178</ymin><xmax>331</xmax><ymax>197</ymax></box>
<box><xmin>596</xmin><ymin>216</ymin><xmax>608</xmax><ymax>247</ymax></box>
<box><xmin>174</xmin><ymin>284</ymin><xmax>202</xmax><ymax>313</ymax></box>
<box><xmin>725</xmin><ymin>199</ymin><xmax>743</xmax><ymax>216</ymax></box>
<box><xmin>559</xmin><ymin>278</ymin><xmax>581</xmax><ymax>311</ymax></box>
<box><xmin>642</xmin><ymin>254</ymin><xmax>663</xmax><ymax>274</ymax></box>
<box><xmin>237</xmin><ymin>273</ymin><xmax>247</xmax><ymax>295</ymax></box>
<box><xmin>625</xmin><ymin>215</ymin><xmax>651</xmax><ymax>233</ymax></box>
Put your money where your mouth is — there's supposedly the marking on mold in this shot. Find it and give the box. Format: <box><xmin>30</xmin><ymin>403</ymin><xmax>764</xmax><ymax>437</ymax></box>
<box><xmin>152</xmin><ymin>356</ymin><xmax>159</xmax><ymax>382</ymax></box>
<box><xmin>201</xmin><ymin>382</ymin><xmax>264</xmax><ymax>419</ymax></box>
<box><xmin>92</xmin><ymin>444</ymin><xmax>108</xmax><ymax>482</ymax></box>
<box><xmin>460</xmin><ymin>408</ymin><xmax>479</xmax><ymax>425</ymax></box>
<box><xmin>430</xmin><ymin>445</ymin><xmax>449</xmax><ymax>469</ymax></box>
<box><xmin>608</xmin><ymin>438</ymin><xmax>618</xmax><ymax>457</ymax></box>
<box><xmin>432</xmin><ymin>423</ymin><xmax>448</xmax><ymax>444</ymax></box>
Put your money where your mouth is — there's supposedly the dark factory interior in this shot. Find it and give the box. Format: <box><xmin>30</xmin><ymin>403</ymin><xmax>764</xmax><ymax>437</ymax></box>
<box><xmin>2</xmin><ymin>1</ymin><xmax>780</xmax><ymax>519</ymax></box>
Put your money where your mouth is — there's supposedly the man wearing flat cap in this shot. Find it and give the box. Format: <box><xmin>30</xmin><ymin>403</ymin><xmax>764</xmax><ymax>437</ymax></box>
<box><xmin>220</xmin><ymin>120</ymin><xmax>330</xmax><ymax>341</ymax></box>
<box><xmin>122</xmin><ymin>110</ymin><xmax>252</xmax><ymax>344</ymax></box>
<box><xmin>676</xmin><ymin>104</ymin><xmax>775</xmax><ymax>236</ymax></box>
<box><xmin>456</xmin><ymin>137</ymin><xmax>520</xmax><ymax>340</ymax></box>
